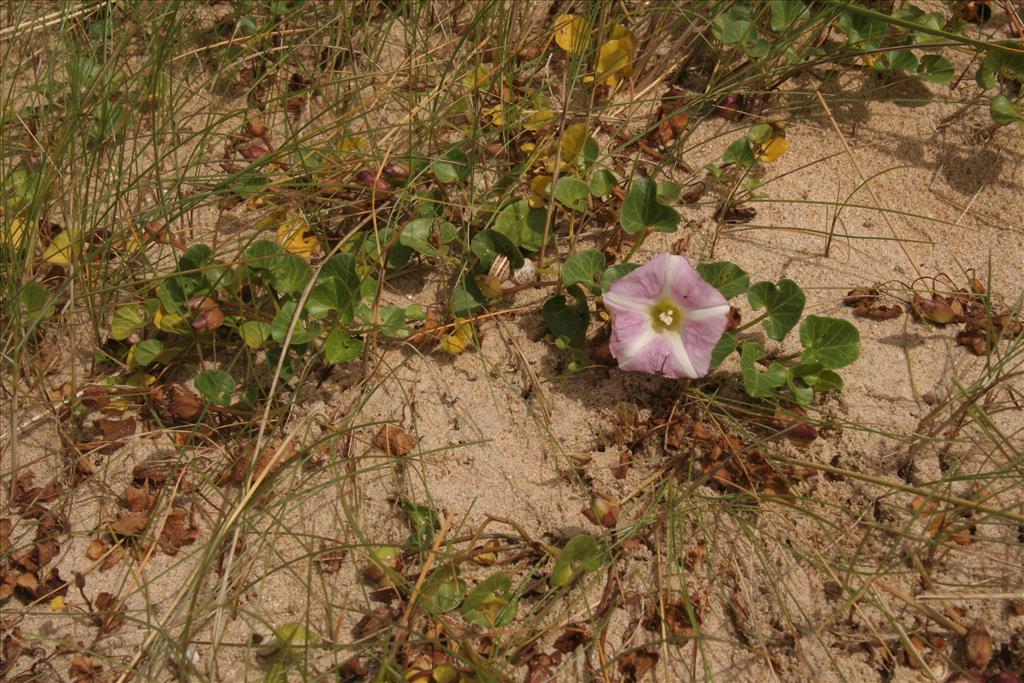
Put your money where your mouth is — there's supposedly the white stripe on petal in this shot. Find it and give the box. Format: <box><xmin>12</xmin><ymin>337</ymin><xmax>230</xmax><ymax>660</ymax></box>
<box><xmin>603</xmin><ymin>291</ymin><xmax>653</xmax><ymax>313</ymax></box>
<box><xmin>667</xmin><ymin>332</ymin><xmax>698</xmax><ymax>378</ymax></box>
<box><xmin>658</xmin><ymin>254</ymin><xmax>678</xmax><ymax>299</ymax></box>
<box><xmin>618</xmin><ymin>326</ymin><xmax>656</xmax><ymax>363</ymax></box>
<box><xmin>685</xmin><ymin>304</ymin><xmax>730</xmax><ymax>321</ymax></box>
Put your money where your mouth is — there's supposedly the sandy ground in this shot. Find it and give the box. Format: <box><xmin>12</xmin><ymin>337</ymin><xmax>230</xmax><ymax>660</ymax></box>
<box><xmin>2</xmin><ymin>4</ymin><xmax>1023</xmax><ymax>683</ymax></box>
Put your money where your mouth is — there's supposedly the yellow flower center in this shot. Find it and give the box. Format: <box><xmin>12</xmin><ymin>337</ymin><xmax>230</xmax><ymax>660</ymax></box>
<box><xmin>650</xmin><ymin>298</ymin><xmax>684</xmax><ymax>332</ymax></box>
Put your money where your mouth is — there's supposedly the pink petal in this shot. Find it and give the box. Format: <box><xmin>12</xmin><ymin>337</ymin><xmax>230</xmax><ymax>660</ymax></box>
<box><xmin>606</xmin><ymin>253</ymin><xmax>674</xmax><ymax>303</ymax></box>
<box><xmin>666</xmin><ymin>257</ymin><xmax>728</xmax><ymax>312</ymax></box>
<box><xmin>680</xmin><ymin>313</ymin><xmax>729</xmax><ymax>377</ymax></box>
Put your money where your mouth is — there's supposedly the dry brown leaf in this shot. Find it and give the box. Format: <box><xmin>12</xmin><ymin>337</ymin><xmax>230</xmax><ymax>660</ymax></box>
<box><xmin>93</xmin><ymin>592</ymin><xmax>126</xmax><ymax>637</ymax></box>
<box><xmin>150</xmin><ymin>383</ymin><xmax>205</xmax><ymax>423</ymax></box>
<box><xmin>159</xmin><ymin>508</ymin><xmax>199</xmax><ymax>553</ymax></box>
<box><xmin>97</xmin><ymin>417</ymin><xmax>136</xmax><ymax>441</ymax></box>
<box><xmin>108</xmin><ymin>511</ymin><xmax>150</xmax><ymax>538</ymax></box>
<box><xmin>619</xmin><ymin>648</ymin><xmax>659</xmax><ymax>682</ymax></box>
<box><xmin>224</xmin><ymin>441</ymin><xmax>299</xmax><ymax>485</ymax></box>
<box><xmin>372</xmin><ymin>425</ymin><xmax>418</xmax><ymax>457</ymax></box>
<box><xmin>86</xmin><ymin>539</ymin><xmax>107</xmax><ymax>561</ymax></box>
<box><xmin>123</xmin><ymin>482</ymin><xmax>157</xmax><ymax>512</ymax></box>
<box><xmin>69</xmin><ymin>653</ymin><xmax>103</xmax><ymax>682</ymax></box>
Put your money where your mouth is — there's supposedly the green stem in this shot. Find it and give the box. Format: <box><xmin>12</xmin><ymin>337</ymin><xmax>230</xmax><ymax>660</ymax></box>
<box><xmin>622</xmin><ymin>228</ymin><xmax>649</xmax><ymax>263</ymax></box>
<box><xmin>734</xmin><ymin>311</ymin><xmax>768</xmax><ymax>332</ymax></box>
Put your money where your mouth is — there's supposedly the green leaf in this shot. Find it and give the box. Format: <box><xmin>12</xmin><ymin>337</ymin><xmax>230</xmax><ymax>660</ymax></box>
<box><xmin>887</xmin><ymin>50</ymin><xmax>918</xmax><ymax>73</ymax></box>
<box><xmin>110</xmin><ymin>305</ymin><xmax>145</xmax><ymax>340</ymax></box>
<box><xmin>712</xmin><ymin>5</ymin><xmax>755</xmax><ymax>45</ymax></box>
<box><xmin>270</xmin><ymin>301</ymin><xmax>321</xmax><ymax>345</ymax></box>
<box><xmin>400</xmin><ymin>217</ymin><xmax>456</xmax><ymax>258</ymax></box>
<box><xmin>239</xmin><ymin>320</ymin><xmax>271</xmax><ymax>348</ymax></box>
<box><xmin>786</xmin><ymin>370</ymin><xmax>814</xmax><ymax>406</ymax></box>
<box><xmin>554</xmin><ymin>177</ymin><xmax>590</xmax><ymax>211</ymax></box>
<box><xmin>589</xmin><ymin>168</ymin><xmax>617</xmax><ymax>198</ymax></box>
<box><xmin>178</xmin><ymin>244</ymin><xmax>213</xmax><ymax>273</ymax></box>
<box><xmin>990</xmin><ymin>95</ymin><xmax>1024</xmax><ymax>126</ymax></box>
<box><xmin>600</xmin><ymin>263</ymin><xmax>639</xmax><ymax>292</ymax></box>
<box><xmin>561</xmin><ymin>250</ymin><xmax>605</xmax><ymax>292</ymax></box>
<box><xmin>195</xmin><ymin>370</ymin><xmax>235</xmax><ymax>406</ymax></box>
<box><xmin>420</xmin><ymin>565</ymin><xmax>465</xmax><ymax>614</ymax></box>
<box><xmin>803</xmin><ymin>368</ymin><xmax>844</xmax><ymax>392</ymax></box>
<box><xmin>471</xmin><ymin>229</ymin><xmax>523</xmax><ymax>270</ymax></box>
<box><xmin>462</xmin><ymin>572</ymin><xmax>517</xmax><ymax>628</ymax></box>
<box><xmin>696</xmin><ymin>261</ymin><xmax>750</xmax><ymax>299</ymax></box>
<box><xmin>917</xmin><ymin>54</ymin><xmax>953</xmax><ymax>83</ymax></box>
<box><xmin>620</xmin><ymin>177</ymin><xmax>680</xmax><ymax>234</ymax></box>
<box><xmin>131</xmin><ymin>339</ymin><xmax>164</xmax><ymax>366</ymax></box>
<box><xmin>433</xmin><ymin>146</ymin><xmax>471</xmax><ymax>183</ymax></box>
<box><xmin>836</xmin><ymin>8</ymin><xmax>888</xmax><ymax>51</ymax></box>
<box><xmin>494</xmin><ymin>199</ymin><xmax>546</xmax><ymax>252</ymax></box>
<box><xmin>747</xmin><ymin>123</ymin><xmax>773</xmax><ymax>145</ymax></box>
<box><xmin>723</xmin><ymin>138</ymin><xmax>756</xmax><ymax>168</ymax></box>
<box><xmin>157</xmin><ymin>277</ymin><xmax>187</xmax><ymax>314</ymax></box>
<box><xmin>747</xmin><ymin>279</ymin><xmax>805</xmax><ymax>341</ymax></box>
<box><xmin>550</xmin><ymin>535</ymin><xmax>604</xmax><ymax>588</ymax></box>
<box><xmin>402</xmin><ymin>501</ymin><xmax>440</xmax><ymax>550</ymax></box>
<box><xmin>450</xmin><ymin>274</ymin><xmax>485</xmax><ymax>317</ymax></box>
<box><xmin>244</xmin><ymin>239</ymin><xmax>286</xmax><ymax>268</ymax></box>
<box><xmin>770</xmin><ymin>0</ymin><xmax>807</xmax><ymax>31</ymax></box>
<box><xmin>709</xmin><ymin>332</ymin><xmax>737</xmax><ymax>371</ymax></box>
<box><xmin>656</xmin><ymin>180</ymin><xmax>682</xmax><ymax>205</ymax></box>
<box><xmin>739</xmin><ymin>342</ymin><xmax>787</xmax><ymax>398</ymax></box>
<box><xmin>323</xmin><ymin>328</ymin><xmax>363</xmax><ymax>363</ymax></box>
<box><xmin>269</xmin><ymin>254</ymin><xmax>312</xmax><ymax>294</ymax></box>
<box><xmin>379</xmin><ymin>305</ymin><xmax>408</xmax><ymax>337</ymax></box>
<box><xmin>799</xmin><ymin>315</ymin><xmax>860</xmax><ymax>369</ymax></box>
<box><xmin>542</xmin><ymin>286</ymin><xmax>589</xmax><ymax>348</ymax></box>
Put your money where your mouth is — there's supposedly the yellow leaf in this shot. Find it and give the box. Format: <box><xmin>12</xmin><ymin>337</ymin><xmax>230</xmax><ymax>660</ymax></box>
<box><xmin>529</xmin><ymin>175</ymin><xmax>553</xmax><ymax>207</ymax></box>
<box><xmin>3</xmin><ymin>217</ymin><xmax>26</xmax><ymax>249</ymax></box>
<box><xmin>50</xmin><ymin>595</ymin><xmax>65</xmax><ymax>611</ymax></box>
<box><xmin>463</xmin><ymin>65</ymin><xmax>492</xmax><ymax>89</ymax></box>
<box><xmin>339</xmin><ymin>135</ymin><xmax>367</xmax><ymax>155</ymax></box>
<box><xmin>277</xmin><ymin>215</ymin><xmax>319</xmax><ymax>259</ymax></box>
<box><xmin>523</xmin><ymin>108</ymin><xmax>555</xmax><ymax>131</ymax></box>
<box><xmin>482</xmin><ymin>104</ymin><xmax>505</xmax><ymax>127</ymax></box>
<box><xmin>759</xmin><ymin>136</ymin><xmax>789</xmax><ymax>162</ymax></box>
<box><xmin>597</xmin><ymin>26</ymin><xmax>636</xmax><ymax>86</ymax></box>
<box><xmin>553</xmin><ymin>14</ymin><xmax>587</xmax><ymax>54</ymax></box>
<box><xmin>547</xmin><ymin>122</ymin><xmax>588</xmax><ymax>172</ymax></box>
<box><xmin>42</xmin><ymin>229</ymin><xmax>79</xmax><ymax>265</ymax></box>
<box><xmin>439</xmin><ymin>318</ymin><xmax>474</xmax><ymax>354</ymax></box>
<box><xmin>154</xmin><ymin>307</ymin><xmax>188</xmax><ymax>334</ymax></box>
<box><xmin>520</xmin><ymin>142</ymin><xmax>536</xmax><ymax>153</ymax></box>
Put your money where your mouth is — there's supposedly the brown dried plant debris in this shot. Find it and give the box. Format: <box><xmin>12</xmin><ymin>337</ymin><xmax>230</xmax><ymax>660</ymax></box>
<box><xmin>222</xmin><ymin>440</ymin><xmax>300</xmax><ymax>486</ymax></box>
<box><xmin>372</xmin><ymin>424</ymin><xmax>418</xmax><ymax>457</ymax></box>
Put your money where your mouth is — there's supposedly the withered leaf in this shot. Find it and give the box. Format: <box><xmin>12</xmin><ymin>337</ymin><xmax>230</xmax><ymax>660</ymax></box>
<box><xmin>93</xmin><ymin>592</ymin><xmax>126</xmax><ymax>637</ymax></box>
<box><xmin>1</xmin><ymin>627</ymin><xmax>31</xmax><ymax>679</ymax></box>
<box><xmin>150</xmin><ymin>384</ymin><xmax>205</xmax><ymax>424</ymax></box>
<box><xmin>159</xmin><ymin>508</ymin><xmax>199</xmax><ymax>553</ymax></box>
<box><xmin>97</xmin><ymin>417</ymin><xmax>136</xmax><ymax>442</ymax></box>
<box><xmin>372</xmin><ymin>425</ymin><xmax>418</xmax><ymax>457</ymax></box>
<box><xmin>552</xmin><ymin>623</ymin><xmax>590</xmax><ymax>653</ymax></box>
<box><xmin>108</xmin><ymin>511</ymin><xmax>150</xmax><ymax>538</ymax></box>
<box><xmin>123</xmin><ymin>483</ymin><xmax>157</xmax><ymax>512</ymax></box>
<box><xmin>132</xmin><ymin>456</ymin><xmax>173</xmax><ymax>484</ymax></box>
<box><xmin>224</xmin><ymin>441</ymin><xmax>299</xmax><ymax>485</ymax></box>
<box><xmin>315</xmin><ymin>543</ymin><xmax>347</xmax><ymax>574</ymax></box>
<box><xmin>86</xmin><ymin>539</ymin><xmax>107</xmax><ymax>561</ymax></box>
<box><xmin>619</xmin><ymin>648</ymin><xmax>659</xmax><ymax>682</ymax></box>
<box><xmin>69</xmin><ymin>653</ymin><xmax>103</xmax><ymax>682</ymax></box>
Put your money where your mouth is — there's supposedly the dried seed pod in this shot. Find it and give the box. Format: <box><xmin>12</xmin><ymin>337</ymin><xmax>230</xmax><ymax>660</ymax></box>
<box><xmin>965</xmin><ymin>621</ymin><xmax>993</xmax><ymax>670</ymax></box>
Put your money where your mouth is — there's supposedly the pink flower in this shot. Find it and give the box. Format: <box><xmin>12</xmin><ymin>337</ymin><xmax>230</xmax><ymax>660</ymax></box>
<box><xmin>604</xmin><ymin>254</ymin><xmax>729</xmax><ymax>379</ymax></box>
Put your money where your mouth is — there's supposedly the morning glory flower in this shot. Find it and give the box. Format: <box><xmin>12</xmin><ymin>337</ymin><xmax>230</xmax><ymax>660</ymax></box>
<box><xmin>604</xmin><ymin>254</ymin><xmax>730</xmax><ymax>379</ymax></box>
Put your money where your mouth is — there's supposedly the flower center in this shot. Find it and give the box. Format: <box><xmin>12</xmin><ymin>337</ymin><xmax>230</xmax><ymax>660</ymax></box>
<box><xmin>649</xmin><ymin>298</ymin><xmax>684</xmax><ymax>332</ymax></box>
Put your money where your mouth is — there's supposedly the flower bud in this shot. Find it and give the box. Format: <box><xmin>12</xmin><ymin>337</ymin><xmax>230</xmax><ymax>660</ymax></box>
<box><xmin>582</xmin><ymin>492</ymin><xmax>620</xmax><ymax>528</ymax></box>
<box><xmin>475</xmin><ymin>274</ymin><xmax>505</xmax><ymax>299</ymax></box>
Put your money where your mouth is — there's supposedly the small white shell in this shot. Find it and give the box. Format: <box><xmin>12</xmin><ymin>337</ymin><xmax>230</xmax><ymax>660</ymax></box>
<box><xmin>511</xmin><ymin>258</ymin><xmax>536</xmax><ymax>284</ymax></box>
<box><xmin>489</xmin><ymin>254</ymin><xmax>511</xmax><ymax>280</ymax></box>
